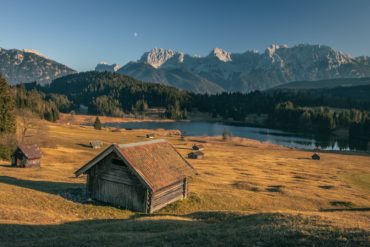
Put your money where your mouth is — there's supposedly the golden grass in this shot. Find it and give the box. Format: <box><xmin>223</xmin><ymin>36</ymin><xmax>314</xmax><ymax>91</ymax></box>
<box><xmin>0</xmin><ymin>117</ymin><xmax>369</xmax><ymax>245</ymax></box>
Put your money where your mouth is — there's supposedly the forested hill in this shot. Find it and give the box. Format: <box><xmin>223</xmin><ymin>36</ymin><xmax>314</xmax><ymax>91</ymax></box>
<box><xmin>41</xmin><ymin>71</ymin><xmax>191</xmax><ymax>116</ymax></box>
<box><xmin>30</xmin><ymin>71</ymin><xmax>370</xmax><ymax>118</ymax></box>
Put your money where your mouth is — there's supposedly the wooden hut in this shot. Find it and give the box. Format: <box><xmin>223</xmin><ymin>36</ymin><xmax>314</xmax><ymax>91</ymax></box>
<box><xmin>188</xmin><ymin>151</ymin><xmax>204</xmax><ymax>159</ymax></box>
<box><xmin>90</xmin><ymin>141</ymin><xmax>102</xmax><ymax>149</ymax></box>
<box><xmin>11</xmin><ymin>144</ymin><xmax>42</xmax><ymax>168</ymax></box>
<box><xmin>312</xmin><ymin>153</ymin><xmax>320</xmax><ymax>160</ymax></box>
<box><xmin>74</xmin><ymin>139</ymin><xmax>195</xmax><ymax>213</ymax></box>
<box><xmin>146</xmin><ymin>133</ymin><xmax>155</xmax><ymax>139</ymax></box>
<box><xmin>192</xmin><ymin>144</ymin><xmax>204</xmax><ymax>151</ymax></box>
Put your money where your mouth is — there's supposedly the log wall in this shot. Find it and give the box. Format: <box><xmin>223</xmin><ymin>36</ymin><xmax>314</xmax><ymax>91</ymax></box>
<box><xmin>150</xmin><ymin>180</ymin><xmax>185</xmax><ymax>213</ymax></box>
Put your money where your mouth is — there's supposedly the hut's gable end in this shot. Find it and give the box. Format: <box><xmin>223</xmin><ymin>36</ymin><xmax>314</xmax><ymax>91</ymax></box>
<box><xmin>86</xmin><ymin>152</ymin><xmax>147</xmax><ymax>212</ymax></box>
<box><xmin>91</xmin><ymin>152</ymin><xmax>142</xmax><ymax>186</ymax></box>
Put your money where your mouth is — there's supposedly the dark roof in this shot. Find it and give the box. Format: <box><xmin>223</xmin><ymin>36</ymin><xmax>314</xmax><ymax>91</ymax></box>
<box><xmin>75</xmin><ymin>139</ymin><xmax>196</xmax><ymax>192</ymax></box>
<box><xmin>192</xmin><ymin>144</ymin><xmax>204</xmax><ymax>150</ymax></box>
<box><xmin>17</xmin><ymin>144</ymin><xmax>42</xmax><ymax>159</ymax></box>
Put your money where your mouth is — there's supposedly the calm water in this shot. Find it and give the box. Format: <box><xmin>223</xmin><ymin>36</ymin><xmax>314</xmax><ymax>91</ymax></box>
<box><xmin>105</xmin><ymin>121</ymin><xmax>369</xmax><ymax>152</ymax></box>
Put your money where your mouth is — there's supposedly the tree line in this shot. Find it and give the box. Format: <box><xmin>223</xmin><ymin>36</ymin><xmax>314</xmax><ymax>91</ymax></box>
<box><xmin>2</xmin><ymin>71</ymin><xmax>370</xmax><ymax>155</ymax></box>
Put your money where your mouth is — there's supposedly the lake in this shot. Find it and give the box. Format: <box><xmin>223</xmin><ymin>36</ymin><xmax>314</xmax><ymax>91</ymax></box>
<box><xmin>104</xmin><ymin>121</ymin><xmax>370</xmax><ymax>152</ymax></box>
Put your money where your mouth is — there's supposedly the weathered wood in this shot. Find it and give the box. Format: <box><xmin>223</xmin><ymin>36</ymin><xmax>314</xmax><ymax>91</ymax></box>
<box><xmin>87</xmin><ymin>152</ymin><xmax>146</xmax><ymax>211</ymax></box>
<box><xmin>151</xmin><ymin>180</ymin><xmax>185</xmax><ymax>211</ymax></box>
<box><xmin>76</xmin><ymin>140</ymin><xmax>195</xmax><ymax>213</ymax></box>
<box><xmin>183</xmin><ymin>178</ymin><xmax>188</xmax><ymax>198</ymax></box>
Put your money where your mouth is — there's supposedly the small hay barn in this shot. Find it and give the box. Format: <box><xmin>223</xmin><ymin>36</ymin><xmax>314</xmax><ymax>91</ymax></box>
<box><xmin>188</xmin><ymin>151</ymin><xmax>204</xmax><ymax>159</ymax></box>
<box><xmin>75</xmin><ymin>139</ymin><xmax>195</xmax><ymax>213</ymax></box>
<box><xmin>192</xmin><ymin>144</ymin><xmax>204</xmax><ymax>151</ymax></box>
<box><xmin>11</xmin><ymin>144</ymin><xmax>42</xmax><ymax>168</ymax></box>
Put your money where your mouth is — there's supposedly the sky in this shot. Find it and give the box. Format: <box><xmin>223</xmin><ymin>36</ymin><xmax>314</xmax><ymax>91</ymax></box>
<box><xmin>1</xmin><ymin>0</ymin><xmax>370</xmax><ymax>71</ymax></box>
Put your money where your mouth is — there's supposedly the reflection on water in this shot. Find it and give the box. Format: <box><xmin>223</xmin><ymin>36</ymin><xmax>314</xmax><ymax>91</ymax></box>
<box><xmin>104</xmin><ymin>121</ymin><xmax>369</xmax><ymax>152</ymax></box>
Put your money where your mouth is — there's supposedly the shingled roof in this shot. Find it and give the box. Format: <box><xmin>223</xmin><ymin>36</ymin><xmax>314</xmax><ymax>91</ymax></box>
<box><xmin>17</xmin><ymin>144</ymin><xmax>42</xmax><ymax>159</ymax></box>
<box><xmin>75</xmin><ymin>139</ymin><xmax>195</xmax><ymax>192</ymax></box>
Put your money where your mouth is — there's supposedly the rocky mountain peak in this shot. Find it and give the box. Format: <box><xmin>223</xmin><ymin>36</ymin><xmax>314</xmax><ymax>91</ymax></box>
<box><xmin>209</xmin><ymin>47</ymin><xmax>232</xmax><ymax>62</ymax></box>
<box><xmin>23</xmin><ymin>49</ymin><xmax>49</xmax><ymax>59</ymax></box>
<box><xmin>0</xmin><ymin>47</ymin><xmax>76</xmax><ymax>85</ymax></box>
<box><xmin>139</xmin><ymin>48</ymin><xmax>181</xmax><ymax>68</ymax></box>
<box><xmin>95</xmin><ymin>62</ymin><xmax>122</xmax><ymax>72</ymax></box>
<box><xmin>265</xmin><ymin>44</ymin><xmax>289</xmax><ymax>57</ymax></box>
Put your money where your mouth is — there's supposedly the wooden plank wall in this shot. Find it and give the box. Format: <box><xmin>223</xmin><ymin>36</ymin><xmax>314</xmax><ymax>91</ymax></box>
<box><xmin>87</xmin><ymin>153</ymin><xmax>146</xmax><ymax>212</ymax></box>
<box><xmin>150</xmin><ymin>180</ymin><xmax>185</xmax><ymax>212</ymax></box>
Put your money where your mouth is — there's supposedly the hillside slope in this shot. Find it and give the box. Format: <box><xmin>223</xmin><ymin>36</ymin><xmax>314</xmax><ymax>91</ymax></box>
<box><xmin>0</xmin><ymin>119</ymin><xmax>369</xmax><ymax>246</ymax></box>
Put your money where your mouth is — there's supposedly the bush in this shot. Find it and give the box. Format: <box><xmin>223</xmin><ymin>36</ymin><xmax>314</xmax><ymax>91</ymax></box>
<box><xmin>0</xmin><ymin>145</ymin><xmax>12</xmax><ymax>161</ymax></box>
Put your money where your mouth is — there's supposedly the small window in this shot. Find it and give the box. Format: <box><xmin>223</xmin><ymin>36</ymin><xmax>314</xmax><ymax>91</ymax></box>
<box><xmin>111</xmin><ymin>158</ymin><xmax>125</xmax><ymax>166</ymax></box>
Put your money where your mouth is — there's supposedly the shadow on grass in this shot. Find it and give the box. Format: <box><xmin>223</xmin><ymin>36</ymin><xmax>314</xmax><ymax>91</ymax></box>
<box><xmin>320</xmin><ymin>207</ymin><xmax>370</xmax><ymax>212</ymax></box>
<box><xmin>0</xmin><ymin>212</ymin><xmax>368</xmax><ymax>247</ymax></box>
<box><xmin>0</xmin><ymin>164</ymin><xmax>15</xmax><ymax>168</ymax></box>
<box><xmin>76</xmin><ymin>143</ymin><xmax>92</xmax><ymax>148</ymax></box>
<box><xmin>0</xmin><ymin>176</ymin><xmax>85</xmax><ymax>203</ymax></box>
<box><xmin>296</xmin><ymin>157</ymin><xmax>311</xmax><ymax>160</ymax></box>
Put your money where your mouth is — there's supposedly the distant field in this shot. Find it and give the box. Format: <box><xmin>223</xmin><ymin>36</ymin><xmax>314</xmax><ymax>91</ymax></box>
<box><xmin>0</xmin><ymin>118</ymin><xmax>369</xmax><ymax>246</ymax></box>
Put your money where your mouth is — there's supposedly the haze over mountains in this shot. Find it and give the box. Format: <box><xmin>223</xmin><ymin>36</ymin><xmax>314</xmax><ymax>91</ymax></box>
<box><xmin>0</xmin><ymin>47</ymin><xmax>76</xmax><ymax>85</ymax></box>
<box><xmin>2</xmin><ymin>44</ymin><xmax>370</xmax><ymax>93</ymax></box>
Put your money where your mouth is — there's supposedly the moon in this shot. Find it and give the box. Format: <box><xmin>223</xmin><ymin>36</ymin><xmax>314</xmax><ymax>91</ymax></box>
<box><xmin>134</xmin><ymin>32</ymin><xmax>138</xmax><ymax>37</ymax></box>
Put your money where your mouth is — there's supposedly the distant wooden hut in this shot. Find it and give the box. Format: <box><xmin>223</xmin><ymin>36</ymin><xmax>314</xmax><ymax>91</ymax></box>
<box><xmin>11</xmin><ymin>144</ymin><xmax>42</xmax><ymax>168</ymax></box>
<box><xmin>312</xmin><ymin>153</ymin><xmax>320</xmax><ymax>160</ymax></box>
<box><xmin>188</xmin><ymin>151</ymin><xmax>204</xmax><ymax>159</ymax></box>
<box><xmin>74</xmin><ymin>139</ymin><xmax>195</xmax><ymax>213</ymax></box>
<box><xmin>90</xmin><ymin>141</ymin><xmax>102</xmax><ymax>149</ymax></box>
<box><xmin>146</xmin><ymin>133</ymin><xmax>155</xmax><ymax>139</ymax></box>
<box><xmin>192</xmin><ymin>144</ymin><xmax>204</xmax><ymax>151</ymax></box>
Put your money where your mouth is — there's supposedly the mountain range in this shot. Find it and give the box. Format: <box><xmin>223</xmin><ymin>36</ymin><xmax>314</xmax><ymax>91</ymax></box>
<box><xmin>2</xmin><ymin>44</ymin><xmax>370</xmax><ymax>93</ymax></box>
<box><xmin>0</xmin><ymin>47</ymin><xmax>76</xmax><ymax>85</ymax></box>
<box><xmin>97</xmin><ymin>44</ymin><xmax>370</xmax><ymax>93</ymax></box>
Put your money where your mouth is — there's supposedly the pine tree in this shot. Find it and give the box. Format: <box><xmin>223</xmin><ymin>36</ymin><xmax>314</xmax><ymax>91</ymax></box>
<box><xmin>94</xmin><ymin>116</ymin><xmax>102</xmax><ymax>130</ymax></box>
<box><xmin>0</xmin><ymin>74</ymin><xmax>16</xmax><ymax>133</ymax></box>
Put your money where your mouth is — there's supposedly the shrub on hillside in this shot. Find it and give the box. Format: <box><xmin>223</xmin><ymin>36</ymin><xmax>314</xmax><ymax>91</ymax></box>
<box><xmin>0</xmin><ymin>145</ymin><xmax>12</xmax><ymax>161</ymax></box>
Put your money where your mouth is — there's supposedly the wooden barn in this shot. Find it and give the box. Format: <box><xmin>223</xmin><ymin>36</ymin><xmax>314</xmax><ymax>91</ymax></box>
<box><xmin>74</xmin><ymin>139</ymin><xmax>195</xmax><ymax>213</ymax></box>
<box><xmin>11</xmin><ymin>144</ymin><xmax>42</xmax><ymax>168</ymax></box>
<box><xmin>188</xmin><ymin>151</ymin><xmax>204</xmax><ymax>159</ymax></box>
<box><xmin>146</xmin><ymin>133</ymin><xmax>155</xmax><ymax>139</ymax></box>
<box><xmin>192</xmin><ymin>144</ymin><xmax>204</xmax><ymax>151</ymax></box>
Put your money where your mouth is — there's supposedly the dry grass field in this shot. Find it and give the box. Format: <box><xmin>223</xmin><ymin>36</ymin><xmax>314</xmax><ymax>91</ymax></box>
<box><xmin>0</xmin><ymin>116</ymin><xmax>369</xmax><ymax>246</ymax></box>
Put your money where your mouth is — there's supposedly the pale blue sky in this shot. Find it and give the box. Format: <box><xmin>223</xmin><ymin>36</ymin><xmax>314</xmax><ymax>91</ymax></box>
<box><xmin>1</xmin><ymin>0</ymin><xmax>370</xmax><ymax>71</ymax></box>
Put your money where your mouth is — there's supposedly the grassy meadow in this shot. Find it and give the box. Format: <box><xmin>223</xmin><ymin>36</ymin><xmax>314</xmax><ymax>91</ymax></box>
<box><xmin>0</xmin><ymin>115</ymin><xmax>369</xmax><ymax>246</ymax></box>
